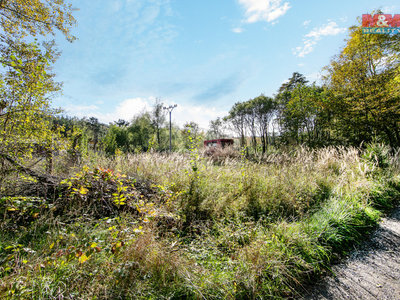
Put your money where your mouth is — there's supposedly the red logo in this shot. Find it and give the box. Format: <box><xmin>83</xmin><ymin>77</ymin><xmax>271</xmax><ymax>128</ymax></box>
<box><xmin>362</xmin><ymin>14</ymin><xmax>400</xmax><ymax>27</ymax></box>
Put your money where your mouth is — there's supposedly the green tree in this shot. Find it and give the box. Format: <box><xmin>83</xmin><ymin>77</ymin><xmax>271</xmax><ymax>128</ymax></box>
<box><xmin>324</xmin><ymin>22</ymin><xmax>400</xmax><ymax>146</ymax></box>
<box><xmin>243</xmin><ymin>99</ymin><xmax>258</xmax><ymax>152</ymax></box>
<box><xmin>182</xmin><ymin>121</ymin><xmax>203</xmax><ymax>150</ymax></box>
<box><xmin>86</xmin><ymin>117</ymin><xmax>101</xmax><ymax>151</ymax></box>
<box><xmin>276</xmin><ymin>72</ymin><xmax>309</xmax><ymax>144</ymax></box>
<box><xmin>278</xmin><ymin>72</ymin><xmax>308</xmax><ymax>94</ymax></box>
<box><xmin>251</xmin><ymin>95</ymin><xmax>276</xmax><ymax>153</ymax></box>
<box><xmin>285</xmin><ymin>84</ymin><xmax>330</xmax><ymax>146</ymax></box>
<box><xmin>103</xmin><ymin>125</ymin><xmax>129</xmax><ymax>155</ymax></box>
<box><xmin>207</xmin><ymin>117</ymin><xmax>225</xmax><ymax>139</ymax></box>
<box><xmin>52</xmin><ymin>116</ymin><xmax>87</xmax><ymax>164</ymax></box>
<box><xmin>0</xmin><ymin>40</ymin><xmax>61</xmax><ymax>159</ymax></box>
<box><xmin>224</xmin><ymin>102</ymin><xmax>247</xmax><ymax>147</ymax></box>
<box><xmin>150</xmin><ymin>98</ymin><xmax>166</xmax><ymax>150</ymax></box>
<box><xmin>128</xmin><ymin>112</ymin><xmax>154</xmax><ymax>152</ymax></box>
<box><xmin>0</xmin><ymin>0</ymin><xmax>76</xmax><ymax>169</ymax></box>
<box><xmin>115</xmin><ymin>119</ymin><xmax>130</xmax><ymax>127</ymax></box>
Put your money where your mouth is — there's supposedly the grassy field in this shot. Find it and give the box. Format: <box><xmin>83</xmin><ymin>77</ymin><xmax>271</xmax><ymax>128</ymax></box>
<box><xmin>1</xmin><ymin>144</ymin><xmax>399</xmax><ymax>299</ymax></box>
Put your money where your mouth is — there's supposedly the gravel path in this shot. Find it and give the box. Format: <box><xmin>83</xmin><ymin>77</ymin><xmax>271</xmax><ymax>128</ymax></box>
<box><xmin>303</xmin><ymin>207</ymin><xmax>400</xmax><ymax>300</ymax></box>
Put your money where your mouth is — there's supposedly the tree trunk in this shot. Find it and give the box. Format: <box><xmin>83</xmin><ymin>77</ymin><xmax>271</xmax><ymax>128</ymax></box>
<box><xmin>46</xmin><ymin>149</ymin><xmax>53</xmax><ymax>175</ymax></box>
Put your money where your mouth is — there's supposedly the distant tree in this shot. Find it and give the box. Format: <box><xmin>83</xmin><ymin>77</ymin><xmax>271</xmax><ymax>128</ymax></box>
<box><xmin>285</xmin><ymin>84</ymin><xmax>329</xmax><ymax>145</ymax></box>
<box><xmin>103</xmin><ymin>125</ymin><xmax>129</xmax><ymax>155</ymax></box>
<box><xmin>115</xmin><ymin>119</ymin><xmax>129</xmax><ymax>127</ymax></box>
<box><xmin>52</xmin><ymin>116</ymin><xmax>85</xmax><ymax>163</ymax></box>
<box><xmin>276</xmin><ymin>72</ymin><xmax>309</xmax><ymax>144</ymax></box>
<box><xmin>243</xmin><ymin>100</ymin><xmax>258</xmax><ymax>152</ymax></box>
<box><xmin>224</xmin><ymin>102</ymin><xmax>247</xmax><ymax>147</ymax></box>
<box><xmin>85</xmin><ymin>117</ymin><xmax>101</xmax><ymax>151</ymax></box>
<box><xmin>278</xmin><ymin>72</ymin><xmax>308</xmax><ymax>94</ymax></box>
<box><xmin>182</xmin><ymin>121</ymin><xmax>203</xmax><ymax>149</ymax></box>
<box><xmin>207</xmin><ymin>117</ymin><xmax>225</xmax><ymax>139</ymax></box>
<box><xmin>128</xmin><ymin>112</ymin><xmax>154</xmax><ymax>152</ymax></box>
<box><xmin>251</xmin><ymin>95</ymin><xmax>276</xmax><ymax>153</ymax></box>
<box><xmin>150</xmin><ymin>98</ymin><xmax>166</xmax><ymax>149</ymax></box>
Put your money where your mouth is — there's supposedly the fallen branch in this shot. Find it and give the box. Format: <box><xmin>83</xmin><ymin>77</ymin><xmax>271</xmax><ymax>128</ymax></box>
<box><xmin>0</xmin><ymin>152</ymin><xmax>59</xmax><ymax>185</ymax></box>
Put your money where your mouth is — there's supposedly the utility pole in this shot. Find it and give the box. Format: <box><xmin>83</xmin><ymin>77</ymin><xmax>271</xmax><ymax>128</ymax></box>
<box><xmin>163</xmin><ymin>104</ymin><xmax>177</xmax><ymax>152</ymax></box>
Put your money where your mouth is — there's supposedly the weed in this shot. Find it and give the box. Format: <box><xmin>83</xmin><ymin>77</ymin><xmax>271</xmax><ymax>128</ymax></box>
<box><xmin>1</xmin><ymin>145</ymin><xmax>399</xmax><ymax>298</ymax></box>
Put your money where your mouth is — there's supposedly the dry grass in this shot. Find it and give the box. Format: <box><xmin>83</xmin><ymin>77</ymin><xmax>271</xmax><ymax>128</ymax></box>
<box><xmin>1</xmin><ymin>144</ymin><xmax>399</xmax><ymax>298</ymax></box>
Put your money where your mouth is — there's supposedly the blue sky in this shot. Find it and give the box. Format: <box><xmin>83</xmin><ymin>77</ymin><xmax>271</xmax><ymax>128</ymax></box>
<box><xmin>53</xmin><ymin>0</ymin><xmax>400</xmax><ymax>129</ymax></box>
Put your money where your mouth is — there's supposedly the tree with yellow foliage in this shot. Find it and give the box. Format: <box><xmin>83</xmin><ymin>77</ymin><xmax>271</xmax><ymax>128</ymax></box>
<box><xmin>324</xmin><ymin>23</ymin><xmax>400</xmax><ymax>147</ymax></box>
<box><xmin>0</xmin><ymin>0</ymin><xmax>76</xmax><ymax>175</ymax></box>
<box><xmin>0</xmin><ymin>0</ymin><xmax>76</xmax><ymax>40</ymax></box>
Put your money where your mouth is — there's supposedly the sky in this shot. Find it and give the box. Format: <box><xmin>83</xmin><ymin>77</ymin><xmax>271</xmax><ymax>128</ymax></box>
<box><xmin>52</xmin><ymin>0</ymin><xmax>400</xmax><ymax>130</ymax></box>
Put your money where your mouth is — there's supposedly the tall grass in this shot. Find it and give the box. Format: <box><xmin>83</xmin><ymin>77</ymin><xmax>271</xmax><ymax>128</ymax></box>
<box><xmin>85</xmin><ymin>146</ymin><xmax>373</xmax><ymax>221</ymax></box>
<box><xmin>1</xmin><ymin>144</ymin><xmax>399</xmax><ymax>298</ymax></box>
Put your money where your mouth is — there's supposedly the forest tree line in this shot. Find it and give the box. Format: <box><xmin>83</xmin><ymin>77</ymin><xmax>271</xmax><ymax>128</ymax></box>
<box><xmin>0</xmin><ymin>0</ymin><xmax>399</xmax><ymax>177</ymax></box>
<box><xmin>220</xmin><ymin>24</ymin><xmax>400</xmax><ymax>152</ymax></box>
<box><xmin>71</xmin><ymin>22</ymin><xmax>400</xmax><ymax>156</ymax></box>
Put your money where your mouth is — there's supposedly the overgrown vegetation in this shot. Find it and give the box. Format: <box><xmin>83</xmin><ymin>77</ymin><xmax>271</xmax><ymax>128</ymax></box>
<box><xmin>1</xmin><ymin>1</ymin><xmax>400</xmax><ymax>298</ymax></box>
<box><xmin>1</xmin><ymin>144</ymin><xmax>399</xmax><ymax>299</ymax></box>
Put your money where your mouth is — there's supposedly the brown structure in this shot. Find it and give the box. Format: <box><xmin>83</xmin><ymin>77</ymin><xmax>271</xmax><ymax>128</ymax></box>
<box><xmin>204</xmin><ymin>138</ymin><xmax>234</xmax><ymax>148</ymax></box>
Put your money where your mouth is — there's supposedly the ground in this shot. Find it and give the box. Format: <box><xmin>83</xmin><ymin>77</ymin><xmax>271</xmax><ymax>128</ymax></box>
<box><xmin>304</xmin><ymin>206</ymin><xmax>400</xmax><ymax>299</ymax></box>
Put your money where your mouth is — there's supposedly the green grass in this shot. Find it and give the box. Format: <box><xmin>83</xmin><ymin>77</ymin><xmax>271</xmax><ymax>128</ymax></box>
<box><xmin>0</xmin><ymin>144</ymin><xmax>399</xmax><ymax>299</ymax></box>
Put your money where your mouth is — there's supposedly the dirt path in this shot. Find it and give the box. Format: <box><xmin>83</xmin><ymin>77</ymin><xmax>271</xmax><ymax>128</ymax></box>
<box><xmin>303</xmin><ymin>207</ymin><xmax>400</xmax><ymax>300</ymax></box>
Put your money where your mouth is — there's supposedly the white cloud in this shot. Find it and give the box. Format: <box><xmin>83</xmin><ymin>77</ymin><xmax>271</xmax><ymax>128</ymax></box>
<box><xmin>381</xmin><ymin>5</ymin><xmax>397</xmax><ymax>14</ymax></box>
<box><xmin>232</xmin><ymin>27</ymin><xmax>244</xmax><ymax>33</ymax></box>
<box><xmin>305</xmin><ymin>21</ymin><xmax>346</xmax><ymax>39</ymax></box>
<box><xmin>293</xmin><ymin>39</ymin><xmax>317</xmax><ymax>57</ymax></box>
<box><xmin>63</xmin><ymin>98</ymin><xmax>152</xmax><ymax>124</ymax></box>
<box><xmin>238</xmin><ymin>0</ymin><xmax>291</xmax><ymax>23</ymax></box>
<box><xmin>64</xmin><ymin>97</ymin><xmax>227</xmax><ymax>130</ymax></box>
<box><xmin>112</xmin><ymin>97</ymin><xmax>153</xmax><ymax>121</ymax></box>
<box><xmin>174</xmin><ymin>104</ymin><xmax>227</xmax><ymax>130</ymax></box>
<box><xmin>293</xmin><ymin>21</ymin><xmax>346</xmax><ymax>57</ymax></box>
<box><xmin>303</xmin><ymin>20</ymin><xmax>311</xmax><ymax>27</ymax></box>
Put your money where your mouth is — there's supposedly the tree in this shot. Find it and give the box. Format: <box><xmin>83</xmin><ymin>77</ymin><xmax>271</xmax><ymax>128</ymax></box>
<box><xmin>284</xmin><ymin>84</ymin><xmax>329</xmax><ymax>146</ymax></box>
<box><xmin>150</xmin><ymin>98</ymin><xmax>166</xmax><ymax>149</ymax></box>
<box><xmin>324</xmin><ymin>22</ymin><xmax>400</xmax><ymax>147</ymax></box>
<box><xmin>85</xmin><ymin>117</ymin><xmax>102</xmax><ymax>151</ymax></box>
<box><xmin>224</xmin><ymin>102</ymin><xmax>247</xmax><ymax>147</ymax></box>
<box><xmin>207</xmin><ymin>117</ymin><xmax>225</xmax><ymax>139</ymax></box>
<box><xmin>275</xmin><ymin>72</ymin><xmax>335</xmax><ymax>146</ymax></box>
<box><xmin>0</xmin><ymin>40</ymin><xmax>61</xmax><ymax>159</ymax></box>
<box><xmin>115</xmin><ymin>119</ymin><xmax>130</xmax><ymax>127</ymax></box>
<box><xmin>0</xmin><ymin>0</ymin><xmax>76</xmax><ymax>172</ymax></box>
<box><xmin>243</xmin><ymin>100</ymin><xmax>258</xmax><ymax>152</ymax></box>
<box><xmin>182</xmin><ymin>121</ymin><xmax>203</xmax><ymax>149</ymax></box>
<box><xmin>103</xmin><ymin>125</ymin><xmax>129</xmax><ymax>156</ymax></box>
<box><xmin>251</xmin><ymin>95</ymin><xmax>276</xmax><ymax>153</ymax></box>
<box><xmin>278</xmin><ymin>72</ymin><xmax>308</xmax><ymax>94</ymax></box>
<box><xmin>276</xmin><ymin>72</ymin><xmax>309</xmax><ymax>144</ymax></box>
<box><xmin>128</xmin><ymin>112</ymin><xmax>154</xmax><ymax>152</ymax></box>
<box><xmin>0</xmin><ymin>0</ymin><xmax>76</xmax><ymax>42</ymax></box>
<box><xmin>52</xmin><ymin>116</ymin><xmax>89</xmax><ymax>164</ymax></box>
